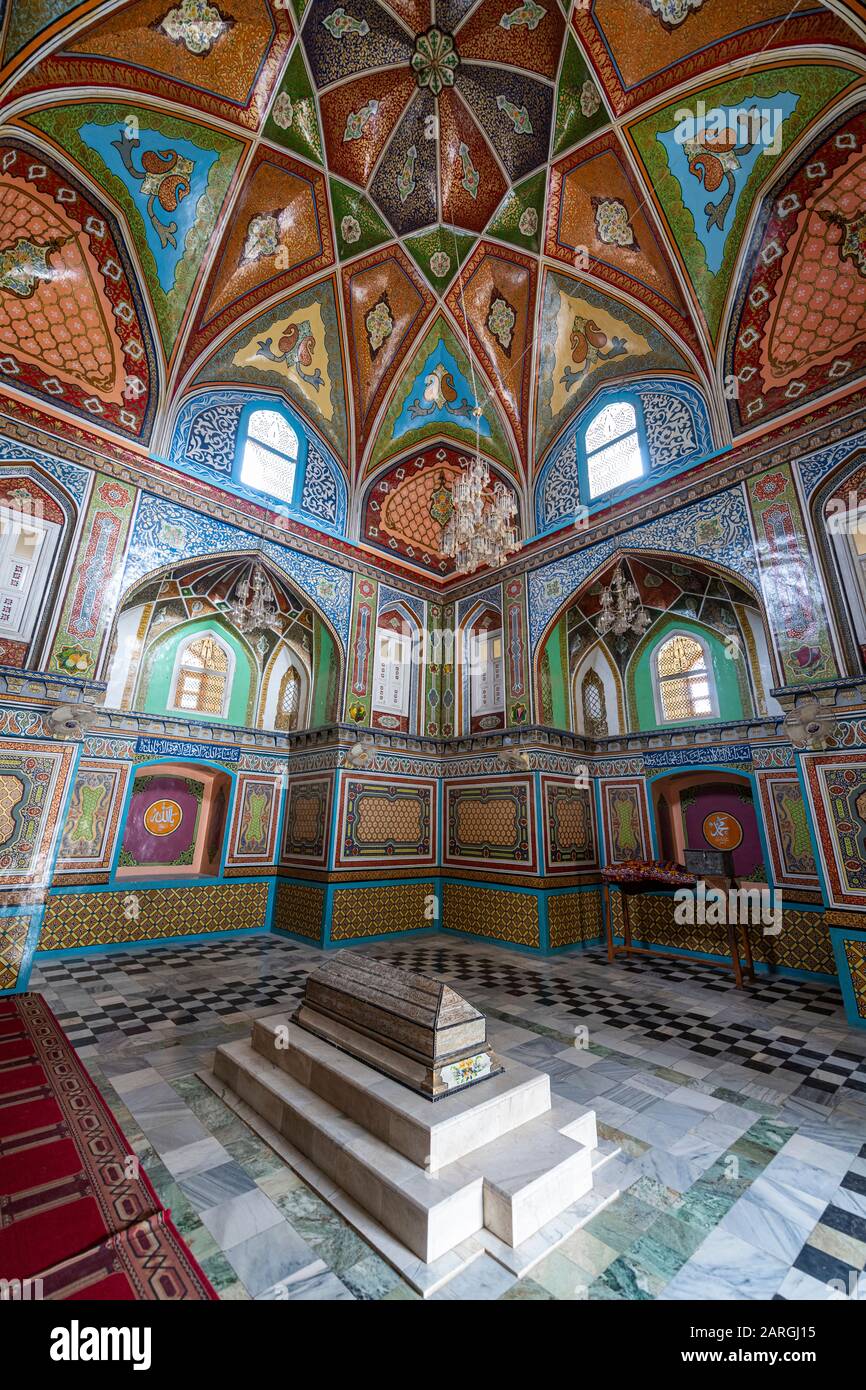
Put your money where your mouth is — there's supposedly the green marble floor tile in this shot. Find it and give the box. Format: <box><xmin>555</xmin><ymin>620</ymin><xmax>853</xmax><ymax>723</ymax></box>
<box><xmin>532</xmin><ymin>1249</ymin><xmax>591</xmax><ymax>1299</ymax></box>
<box><xmin>222</xmin><ymin>1133</ymin><xmax>286</xmax><ymax>1180</ymax></box>
<box><xmin>728</xmin><ymin>1136</ymin><xmax>778</xmax><ymax>1169</ymax></box>
<box><xmin>746</xmin><ymin>1116</ymin><xmax>796</xmax><ymax>1152</ymax></box>
<box><xmin>341</xmin><ymin>1251</ymin><xmax>405</xmax><ymax>1300</ymax></box>
<box><xmin>629</xmin><ymin>1175</ymin><xmax>681</xmax><ymax>1214</ymax></box>
<box><xmin>596</xmin><ymin>1253</ymin><xmax>665</xmax><ymax>1300</ymax></box>
<box><xmin>201</xmin><ymin>1249</ymin><xmax>247</xmax><ymax>1297</ymax></box>
<box><xmin>673</xmin><ymin>1180</ymin><xmax>739</xmax><ymax>1235</ymax></box>
<box><xmin>585</xmin><ymin>1193</ymin><xmax>659</xmax><ymax>1252</ymax></box>
<box><xmin>215</xmin><ymin>1280</ymin><xmax>250</xmax><ymax>1301</ymax></box>
<box><xmin>500</xmin><ymin>1277</ymin><xmax>557</xmax><ymax>1300</ymax></box>
<box><xmin>257</xmin><ymin>1168</ymin><xmax>305</xmax><ymax>1201</ymax></box>
<box><xmin>711</xmin><ymin>1087</ymin><xmax>776</xmax><ymax>1116</ymax></box>
<box><xmin>381</xmin><ymin>1281</ymin><xmax>421</xmax><ymax>1300</ymax></box>
<box><xmin>640</xmin><ymin>1212</ymin><xmax>707</xmax><ymax>1263</ymax></box>
<box><xmin>558</xmin><ymin>1228</ymin><xmax>618</xmax><ymax>1280</ymax></box>
<box><xmin>172</xmin><ymin>1077</ymin><xmax>237</xmax><ymax>1131</ymax></box>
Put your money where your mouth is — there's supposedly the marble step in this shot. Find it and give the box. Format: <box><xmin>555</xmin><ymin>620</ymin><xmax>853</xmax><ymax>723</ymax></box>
<box><xmin>468</xmin><ymin>1116</ymin><xmax>593</xmax><ymax>1247</ymax></box>
<box><xmin>251</xmin><ymin>1015</ymin><xmax>554</xmax><ymax>1171</ymax></box>
<box><xmin>215</xmin><ymin>1037</ymin><xmax>595</xmax><ymax>1263</ymax></box>
<box><xmin>200</xmin><ymin>1065</ymin><xmax>620</xmax><ymax>1298</ymax></box>
<box><xmin>216</xmin><ymin>1038</ymin><xmax>485</xmax><ymax>1262</ymax></box>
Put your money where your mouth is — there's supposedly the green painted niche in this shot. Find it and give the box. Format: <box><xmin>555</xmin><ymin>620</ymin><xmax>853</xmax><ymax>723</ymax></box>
<box><xmin>629</xmin><ymin>616</ymin><xmax>744</xmax><ymax>731</ymax></box>
<box><xmin>139</xmin><ymin>617</ymin><xmax>255</xmax><ymax>726</ymax></box>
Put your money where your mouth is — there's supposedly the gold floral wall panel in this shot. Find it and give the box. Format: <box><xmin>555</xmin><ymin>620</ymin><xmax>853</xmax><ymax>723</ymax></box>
<box><xmin>330</xmin><ymin>881</ymin><xmax>435</xmax><ymax>941</ymax></box>
<box><xmin>756</xmin><ymin>770</ymin><xmax>820</xmax><ymax>890</ymax></box>
<box><xmin>272</xmin><ymin>881</ymin><xmax>325</xmax><ymax>942</ymax></box>
<box><xmin>334</xmin><ymin>774</ymin><xmax>437</xmax><ymax>869</ymax></box>
<box><xmin>0</xmin><ymin>740</ymin><xmax>76</xmax><ymax>887</ymax></box>
<box><xmin>548</xmin><ymin>890</ymin><xmax>603</xmax><ymax>949</ymax></box>
<box><xmin>39</xmin><ymin>882</ymin><xmax>269</xmax><ymax>951</ymax></box>
<box><xmin>443</xmin><ymin>777</ymin><xmax>537</xmax><ymax>873</ymax></box>
<box><xmin>802</xmin><ymin>753</ymin><xmax>866</xmax><ymax>910</ymax></box>
<box><xmin>541</xmin><ymin>775</ymin><xmax>598</xmax><ymax>874</ymax></box>
<box><xmin>281</xmin><ymin>773</ymin><xmax>333</xmax><ymax>868</ymax></box>
<box><xmin>442</xmin><ymin>883</ymin><xmax>540</xmax><ymax>949</ymax></box>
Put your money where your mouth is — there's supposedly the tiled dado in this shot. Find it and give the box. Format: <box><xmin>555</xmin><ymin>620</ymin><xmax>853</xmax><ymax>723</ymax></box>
<box><xmin>442</xmin><ymin>882</ymin><xmax>541</xmax><ymax>949</ymax></box>
<box><xmin>547</xmin><ymin>889</ymin><xmax>603</xmax><ymax>950</ymax></box>
<box><xmin>38</xmin><ymin>882</ymin><xmax>270</xmax><ymax>951</ymax></box>
<box><xmin>272</xmin><ymin>880</ymin><xmax>325</xmax><ymax>942</ymax></box>
<box><xmin>609</xmin><ymin>891</ymin><xmax>836</xmax><ymax>975</ymax></box>
<box><xmin>0</xmin><ymin>910</ymin><xmax>41</xmax><ymax>991</ymax></box>
<box><xmin>828</xmin><ymin>913</ymin><xmax>866</xmax><ymax>1029</ymax></box>
<box><xmin>329</xmin><ymin>882</ymin><xmax>435</xmax><ymax>941</ymax></box>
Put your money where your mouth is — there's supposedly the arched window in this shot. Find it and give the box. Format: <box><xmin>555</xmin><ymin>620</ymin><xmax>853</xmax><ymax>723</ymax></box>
<box><xmin>372</xmin><ymin>610</ymin><xmax>412</xmax><ymax>730</ymax></box>
<box><xmin>0</xmin><ymin>499</ymin><xmax>62</xmax><ymax>643</ymax></box>
<box><xmin>828</xmin><ymin>501</ymin><xmax>866</xmax><ymax>651</ymax></box>
<box><xmin>584</xmin><ymin>399</ymin><xmax>645</xmax><ymax>500</ymax></box>
<box><xmin>653</xmin><ymin>633</ymin><xmax>716</xmax><ymax>723</ymax></box>
<box><xmin>237</xmin><ymin>406</ymin><xmax>300</xmax><ymax>505</ymax></box>
<box><xmin>170</xmin><ymin>633</ymin><xmax>233</xmax><ymax>717</ymax></box>
<box><xmin>467</xmin><ymin>609</ymin><xmax>504</xmax><ymax>731</ymax></box>
<box><xmin>275</xmin><ymin>663</ymin><xmax>301</xmax><ymax>731</ymax></box>
<box><xmin>581</xmin><ymin>669</ymin><xmax>608</xmax><ymax>737</ymax></box>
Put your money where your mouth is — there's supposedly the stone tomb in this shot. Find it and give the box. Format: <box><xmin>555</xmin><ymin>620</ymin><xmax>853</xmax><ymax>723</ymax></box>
<box><xmin>210</xmin><ymin>958</ymin><xmax>617</xmax><ymax>1295</ymax></box>
<box><xmin>292</xmin><ymin>957</ymin><xmax>502</xmax><ymax>1098</ymax></box>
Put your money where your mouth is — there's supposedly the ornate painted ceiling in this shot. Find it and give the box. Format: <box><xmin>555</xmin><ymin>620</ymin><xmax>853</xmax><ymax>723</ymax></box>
<box><xmin>1</xmin><ymin>0</ymin><xmax>866</xmax><ymax>579</ymax></box>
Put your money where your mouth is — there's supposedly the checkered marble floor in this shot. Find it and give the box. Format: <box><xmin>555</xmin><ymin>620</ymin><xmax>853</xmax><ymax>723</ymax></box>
<box><xmin>29</xmin><ymin>934</ymin><xmax>866</xmax><ymax>1301</ymax></box>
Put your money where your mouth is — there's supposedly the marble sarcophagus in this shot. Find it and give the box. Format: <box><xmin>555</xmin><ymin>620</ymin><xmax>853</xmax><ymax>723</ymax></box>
<box><xmin>292</xmin><ymin>956</ymin><xmax>502</xmax><ymax>1098</ymax></box>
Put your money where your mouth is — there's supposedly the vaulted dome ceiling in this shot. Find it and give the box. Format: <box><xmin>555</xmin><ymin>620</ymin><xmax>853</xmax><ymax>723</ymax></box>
<box><xmin>1</xmin><ymin>0</ymin><xmax>866</xmax><ymax>580</ymax></box>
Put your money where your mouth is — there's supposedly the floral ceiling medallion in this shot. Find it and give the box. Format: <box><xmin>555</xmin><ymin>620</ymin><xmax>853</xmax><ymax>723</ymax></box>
<box><xmin>411</xmin><ymin>28</ymin><xmax>459</xmax><ymax>97</ymax></box>
<box><xmin>159</xmin><ymin>0</ymin><xmax>232</xmax><ymax>56</ymax></box>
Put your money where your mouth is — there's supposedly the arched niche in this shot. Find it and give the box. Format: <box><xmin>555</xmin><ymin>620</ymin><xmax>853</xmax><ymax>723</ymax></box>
<box><xmin>572</xmin><ymin>641</ymin><xmax>624</xmax><ymax>737</ymax></box>
<box><xmin>535</xmin><ymin>551</ymin><xmax>779</xmax><ymax>732</ymax></box>
<box><xmin>259</xmin><ymin>638</ymin><xmax>312</xmax><ymax>732</ymax></box>
<box><xmin>103</xmin><ymin>552</ymin><xmax>340</xmax><ymax>731</ymax></box>
<box><xmin>650</xmin><ymin>770</ymin><xmax>766</xmax><ymax>885</ymax></box>
<box><xmin>457</xmin><ymin>600</ymin><xmax>505</xmax><ymax>734</ymax></box>
<box><xmin>0</xmin><ymin>466</ymin><xmax>77</xmax><ymax>669</ymax></box>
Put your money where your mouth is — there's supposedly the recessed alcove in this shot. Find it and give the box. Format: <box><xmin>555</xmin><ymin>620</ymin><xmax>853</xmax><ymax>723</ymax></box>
<box><xmin>114</xmin><ymin>761</ymin><xmax>231</xmax><ymax>882</ymax></box>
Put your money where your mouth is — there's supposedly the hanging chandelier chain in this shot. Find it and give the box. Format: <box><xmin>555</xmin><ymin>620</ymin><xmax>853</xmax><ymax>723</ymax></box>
<box><xmin>442</xmin><ymin>455</ymin><xmax>519</xmax><ymax>575</ymax></box>
<box><xmin>227</xmin><ymin>562</ymin><xmax>280</xmax><ymax>634</ymax></box>
<box><xmin>596</xmin><ymin>561</ymin><xmax>651</xmax><ymax>638</ymax></box>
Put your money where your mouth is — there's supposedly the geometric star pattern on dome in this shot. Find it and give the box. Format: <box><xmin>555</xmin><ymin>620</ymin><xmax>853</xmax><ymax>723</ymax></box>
<box><xmin>2</xmin><ymin>0</ymin><xmax>866</xmax><ymax>567</ymax></box>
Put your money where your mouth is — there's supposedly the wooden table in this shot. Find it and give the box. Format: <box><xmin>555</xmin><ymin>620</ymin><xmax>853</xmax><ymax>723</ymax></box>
<box><xmin>601</xmin><ymin>860</ymin><xmax>756</xmax><ymax>989</ymax></box>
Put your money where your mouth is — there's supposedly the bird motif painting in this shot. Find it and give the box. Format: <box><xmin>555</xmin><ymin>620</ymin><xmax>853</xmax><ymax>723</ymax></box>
<box><xmin>111</xmin><ymin>130</ymin><xmax>194</xmax><ymax>250</ymax></box>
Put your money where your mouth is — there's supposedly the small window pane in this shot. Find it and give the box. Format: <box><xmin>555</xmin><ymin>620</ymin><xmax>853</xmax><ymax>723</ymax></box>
<box><xmin>248</xmin><ymin>409</ymin><xmax>298</xmax><ymax>459</ymax></box>
<box><xmin>241</xmin><ymin>439</ymin><xmax>297</xmax><ymax>503</ymax></box>
<box><xmin>586</xmin><ymin>432</ymin><xmax>643</xmax><ymax>498</ymax></box>
<box><xmin>657</xmin><ymin>634</ymin><xmax>705</xmax><ymax>677</ymax></box>
<box><xmin>585</xmin><ymin>401</ymin><xmax>636</xmax><ymax>454</ymax></box>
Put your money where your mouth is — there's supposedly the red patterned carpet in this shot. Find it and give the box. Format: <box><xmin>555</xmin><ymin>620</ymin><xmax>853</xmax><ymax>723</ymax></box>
<box><xmin>0</xmin><ymin>993</ymin><xmax>216</xmax><ymax>1300</ymax></box>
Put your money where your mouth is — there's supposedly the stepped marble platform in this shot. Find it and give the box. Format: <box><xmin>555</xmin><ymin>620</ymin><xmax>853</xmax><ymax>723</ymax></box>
<box><xmin>207</xmin><ymin>1015</ymin><xmax>620</xmax><ymax>1296</ymax></box>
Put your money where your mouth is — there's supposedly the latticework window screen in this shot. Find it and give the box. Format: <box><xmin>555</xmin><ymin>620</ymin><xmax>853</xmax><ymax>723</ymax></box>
<box><xmin>173</xmin><ymin>635</ymin><xmax>229</xmax><ymax>715</ymax></box>
<box><xmin>275</xmin><ymin>664</ymin><xmax>301</xmax><ymax>730</ymax></box>
<box><xmin>581</xmin><ymin>669</ymin><xmax>608</xmax><ymax>736</ymax></box>
<box><xmin>656</xmin><ymin>634</ymin><xmax>713</xmax><ymax>721</ymax></box>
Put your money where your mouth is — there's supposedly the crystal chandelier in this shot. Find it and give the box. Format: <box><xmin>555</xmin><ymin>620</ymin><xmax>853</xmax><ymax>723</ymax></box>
<box><xmin>228</xmin><ymin>563</ymin><xmax>279</xmax><ymax>634</ymax></box>
<box><xmin>442</xmin><ymin>455</ymin><xmax>519</xmax><ymax>574</ymax></box>
<box><xmin>596</xmin><ymin>561</ymin><xmax>650</xmax><ymax>638</ymax></box>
